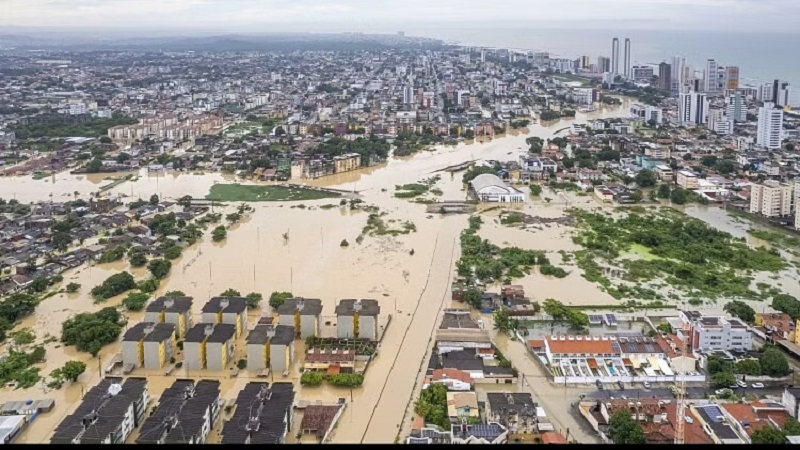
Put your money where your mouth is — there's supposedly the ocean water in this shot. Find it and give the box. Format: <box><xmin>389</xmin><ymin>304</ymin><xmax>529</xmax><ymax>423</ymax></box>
<box><xmin>407</xmin><ymin>27</ymin><xmax>800</xmax><ymax>86</ymax></box>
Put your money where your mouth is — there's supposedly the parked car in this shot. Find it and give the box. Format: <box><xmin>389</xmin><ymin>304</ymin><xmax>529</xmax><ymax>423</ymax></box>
<box><xmin>715</xmin><ymin>388</ymin><xmax>732</xmax><ymax>396</ymax></box>
<box><xmin>643</xmin><ymin>382</ymin><xmax>651</xmax><ymax>389</ymax></box>
<box><xmin>737</xmin><ymin>380</ymin><xmax>747</xmax><ymax>388</ymax></box>
<box><xmin>751</xmin><ymin>383</ymin><xmax>765</xmax><ymax>389</ymax></box>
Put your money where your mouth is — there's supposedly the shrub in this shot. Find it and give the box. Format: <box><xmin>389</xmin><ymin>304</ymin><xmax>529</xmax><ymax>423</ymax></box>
<box><xmin>301</xmin><ymin>371</ymin><xmax>324</xmax><ymax>386</ymax></box>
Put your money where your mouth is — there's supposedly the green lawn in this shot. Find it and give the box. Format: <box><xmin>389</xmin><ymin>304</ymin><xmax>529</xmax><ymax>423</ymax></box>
<box><xmin>206</xmin><ymin>184</ymin><xmax>341</xmax><ymax>202</ymax></box>
<box><xmin>626</xmin><ymin>243</ymin><xmax>660</xmax><ymax>261</ymax></box>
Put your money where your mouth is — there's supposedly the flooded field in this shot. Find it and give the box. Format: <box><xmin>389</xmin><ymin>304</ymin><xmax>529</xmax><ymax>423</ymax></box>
<box><xmin>1</xmin><ymin>101</ymin><xmax>637</xmax><ymax>443</ymax></box>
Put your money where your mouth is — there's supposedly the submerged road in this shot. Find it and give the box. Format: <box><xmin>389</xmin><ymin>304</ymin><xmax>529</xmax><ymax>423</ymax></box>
<box><xmin>360</xmin><ymin>217</ymin><xmax>462</xmax><ymax>443</ymax></box>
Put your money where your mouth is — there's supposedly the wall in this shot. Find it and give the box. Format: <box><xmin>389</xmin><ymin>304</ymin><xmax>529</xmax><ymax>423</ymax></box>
<box><xmin>337</xmin><ymin>316</ymin><xmax>355</xmax><ymax>339</ymax></box>
<box><xmin>302</xmin><ymin>315</ymin><xmax>319</xmax><ymax>339</ymax></box>
<box><xmin>121</xmin><ymin>341</ymin><xmax>141</xmax><ymax>368</ymax></box>
<box><xmin>184</xmin><ymin>342</ymin><xmax>204</xmax><ymax>370</ymax></box>
<box><xmin>247</xmin><ymin>343</ymin><xmax>267</xmax><ymax>371</ymax></box>
<box><xmin>270</xmin><ymin>344</ymin><xmax>289</xmax><ymax>374</ymax></box>
<box><xmin>201</xmin><ymin>312</ymin><xmax>219</xmax><ymax>325</ymax></box>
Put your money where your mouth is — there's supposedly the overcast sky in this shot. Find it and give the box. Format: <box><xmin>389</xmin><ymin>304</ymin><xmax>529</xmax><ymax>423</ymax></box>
<box><xmin>1</xmin><ymin>0</ymin><xmax>798</xmax><ymax>33</ymax></box>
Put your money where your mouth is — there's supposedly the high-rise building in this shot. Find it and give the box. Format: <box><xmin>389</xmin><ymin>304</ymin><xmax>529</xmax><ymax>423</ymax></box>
<box><xmin>758</xmin><ymin>82</ymin><xmax>774</xmax><ymax>102</ymax></box>
<box><xmin>704</xmin><ymin>59</ymin><xmax>720</xmax><ymax>94</ymax></box>
<box><xmin>707</xmin><ymin>107</ymin><xmax>733</xmax><ymax>135</ymax></box>
<box><xmin>480</xmin><ymin>50</ymin><xmax>486</xmax><ymax>63</ymax></box>
<box><xmin>679</xmin><ymin>92</ymin><xmax>708</xmax><ymax>125</ymax></box>
<box><xmin>724</xmin><ymin>66</ymin><xmax>740</xmax><ymax>91</ymax></box>
<box><xmin>757</xmin><ymin>102</ymin><xmax>783</xmax><ymax>150</ymax></box>
<box><xmin>631</xmin><ymin>65</ymin><xmax>653</xmax><ymax>83</ymax></box>
<box><xmin>611</xmin><ymin>38</ymin><xmax>620</xmax><ymax>75</ymax></box>
<box><xmin>402</xmin><ymin>85</ymin><xmax>414</xmax><ymax>105</ymax></box>
<box><xmin>597</xmin><ymin>56</ymin><xmax>611</xmax><ymax>73</ymax></box>
<box><xmin>795</xmin><ymin>181</ymin><xmax>800</xmax><ymax>230</ymax></box>
<box><xmin>658</xmin><ymin>62</ymin><xmax>671</xmax><ymax>92</ymax></box>
<box><xmin>580</xmin><ymin>55</ymin><xmax>590</xmax><ymax>69</ymax></box>
<box><xmin>623</xmin><ymin>38</ymin><xmax>631</xmax><ymax>79</ymax></box>
<box><xmin>773</xmin><ymin>79</ymin><xmax>789</xmax><ymax>103</ymax></box>
<box><xmin>725</xmin><ymin>92</ymin><xmax>746</xmax><ymax>122</ymax></box>
<box><xmin>750</xmin><ymin>180</ymin><xmax>793</xmax><ymax>217</ymax></box>
<box><xmin>671</xmin><ymin>56</ymin><xmax>686</xmax><ymax>95</ymax></box>
<box><xmin>777</xmin><ymin>84</ymin><xmax>800</xmax><ymax>108</ymax></box>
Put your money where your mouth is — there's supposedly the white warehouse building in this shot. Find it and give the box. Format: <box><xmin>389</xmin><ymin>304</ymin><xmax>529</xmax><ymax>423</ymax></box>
<box><xmin>469</xmin><ymin>173</ymin><xmax>525</xmax><ymax>203</ymax></box>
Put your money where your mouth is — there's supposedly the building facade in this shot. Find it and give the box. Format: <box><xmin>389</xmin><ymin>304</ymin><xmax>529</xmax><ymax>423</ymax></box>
<box><xmin>757</xmin><ymin>102</ymin><xmax>784</xmax><ymax>150</ymax></box>
<box><xmin>750</xmin><ymin>180</ymin><xmax>793</xmax><ymax>217</ymax></box>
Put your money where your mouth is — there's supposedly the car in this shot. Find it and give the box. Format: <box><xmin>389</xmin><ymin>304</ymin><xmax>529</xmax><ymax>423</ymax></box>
<box><xmin>752</xmin><ymin>383</ymin><xmax>765</xmax><ymax>389</ymax></box>
<box><xmin>715</xmin><ymin>388</ymin><xmax>732</xmax><ymax>396</ymax></box>
<box><xmin>729</xmin><ymin>384</ymin><xmax>739</xmax><ymax>390</ymax></box>
<box><xmin>737</xmin><ymin>380</ymin><xmax>747</xmax><ymax>388</ymax></box>
<box><xmin>643</xmin><ymin>382</ymin><xmax>651</xmax><ymax>389</ymax></box>
<box><xmin>617</xmin><ymin>381</ymin><xmax>625</xmax><ymax>390</ymax></box>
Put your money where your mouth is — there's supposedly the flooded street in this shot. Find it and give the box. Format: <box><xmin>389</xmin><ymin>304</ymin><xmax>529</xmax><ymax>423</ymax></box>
<box><xmin>1</xmin><ymin>102</ymin><xmax>636</xmax><ymax>443</ymax></box>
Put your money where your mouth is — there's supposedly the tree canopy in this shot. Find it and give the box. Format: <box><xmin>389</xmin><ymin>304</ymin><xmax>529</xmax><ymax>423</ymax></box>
<box><xmin>723</xmin><ymin>300</ymin><xmax>755</xmax><ymax>323</ymax></box>
<box><xmin>91</xmin><ymin>272</ymin><xmax>136</xmax><ymax>301</ymax></box>
<box><xmin>61</xmin><ymin>307</ymin><xmax>123</xmax><ymax>356</ymax></box>
<box><xmin>269</xmin><ymin>291</ymin><xmax>293</xmax><ymax>310</ymax></box>
<box><xmin>608</xmin><ymin>409</ymin><xmax>646</xmax><ymax>444</ymax></box>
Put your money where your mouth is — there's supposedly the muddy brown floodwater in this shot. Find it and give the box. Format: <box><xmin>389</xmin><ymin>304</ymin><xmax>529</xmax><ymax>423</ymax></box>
<box><xmin>1</xmin><ymin>101</ymin><xmax>640</xmax><ymax>443</ymax></box>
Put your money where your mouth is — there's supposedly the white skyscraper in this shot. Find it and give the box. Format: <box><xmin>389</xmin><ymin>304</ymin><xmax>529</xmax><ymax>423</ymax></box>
<box><xmin>611</xmin><ymin>38</ymin><xmax>620</xmax><ymax>76</ymax></box>
<box><xmin>671</xmin><ymin>56</ymin><xmax>686</xmax><ymax>95</ymax></box>
<box><xmin>679</xmin><ymin>92</ymin><xmax>708</xmax><ymax>125</ymax></box>
<box><xmin>704</xmin><ymin>59</ymin><xmax>720</xmax><ymax>94</ymax></box>
<box><xmin>402</xmin><ymin>85</ymin><xmax>414</xmax><ymax>105</ymax></box>
<box><xmin>757</xmin><ymin>102</ymin><xmax>783</xmax><ymax>150</ymax></box>
<box><xmin>480</xmin><ymin>50</ymin><xmax>486</xmax><ymax>63</ymax></box>
<box><xmin>623</xmin><ymin>38</ymin><xmax>631</xmax><ymax>80</ymax></box>
<box><xmin>708</xmin><ymin>107</ymin><xmax>733</xmax><ymax>135</ymax></box>
<box><xmin>725</xmin><ymin>92</ymin><xmax>746</xmax><ymax>122</ymax></box>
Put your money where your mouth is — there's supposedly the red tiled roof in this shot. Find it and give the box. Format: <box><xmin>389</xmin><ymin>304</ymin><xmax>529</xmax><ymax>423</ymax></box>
<box><xmin>432</xmin><ymin>368</ymin><xmax>474</xmax><ymax>386</ymax></box>
<box><xmin>528</xmin><ymin>339</ymin><xmax>545</xmax><ymax>350</ymax></box>
<box><xmin>545</xmin><ymin>337</ymin><xmax>616</xmax><ymax>355</ymax></box>
<box><xmin>541</xmin><ymin>432</ymin><xmax>568</xmax><ymax>444</ymax></box>
<box><xmin>720</xmin><ymin>403</ymin><xmax>770</xmax><ymax>437</ymax></box>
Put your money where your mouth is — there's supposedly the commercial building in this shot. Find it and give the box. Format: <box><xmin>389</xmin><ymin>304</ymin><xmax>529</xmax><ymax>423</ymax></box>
<box><xmin>724</xmin><ymin>66</ymin><xmax>740</xmax><ymax>91</ymax></box>
<box><xmin>725</xmin><ymin>92</ymin><xmax>746</xmax><ymax>122</ymax></box>
<box><xmin>708</xmin><ymin>107</ymin><xmax>733</xmax><ymax>135</ymax></box>
<box><xmin>276</xmin><ymin>297</ymin><xmax>322</xmax><ymax>339</ymax></box>
<box><xmin>136</xmin><ymin>380</ymin><xmax>220</xmax><ymax>444</ymax></box>
<box><xmin>750</xmin><ymin>180</ymin><xmax>793</xmax><ymax>217</ymax></box>
<box><xmin>200</xmin><ymin>296</ymin><xmax>248</xmax><ymax>338</ymax></box>
<box><xmin>184</xmin><ymin>323</ymin><xmax>236</xmax><ymax>371</ymax></box>
<box><xmin>676</xmin><ymin>170</ymin><xmax>699</xmax><ymax>190</ymax></box>
<box><xmin>597</xmin><ymin>56</ymin><xmax>611</xmax><ymax>74</ymax></box>
<box><xmin>221</xmin><ymin>382</ymin><xmax>295</xmax><ymax>444</ymax></box>
<box><xmin>704</xmin><ymin>59</ymin><xmax>724</xmax><ymax>95</ymax></box>
<box><xmin>611</xmin><ymin>38</ymin><xmax>620</xmax><ymax>76</ymax></box>
<box><xmin>757</xmin><ymin>102</ymin><xmax>784</xmax><ymax>150</ymax></box>
<box><xmin>631</xmin><ymin>66</ymin><xmax>653</xmax><ymax>83</ymax></box>
<box><xmin>679</xmin><ymin>310</ymin><xmax>752</xmax><ymax>352</ymax></box>
<box><xmin>50</xmin><ymin>377</ymin><xmax>149</xmax><ymax>444</ymax></box>
<box><xmin>469</xmin><ymin>173</ymin><xmax>525</xmax><ymax>203</ymax></box>
<box><xmin>671</xmin><ymin>56</ymin><xmax>686</xmax><ymax>95</ymax></box>
<box><xmin>678</xmin><ymin>92</ymin><xmax>708</xmax><ymax>125</ymax></box>
<box><xmin>143</xmin><ymin>296</ymin><xmax>193</xmax><ymax>338</ymax></box>
<box><xmin>335</xmin><ymin>299</ymin><xmax>381</xmax><ymax>341</ymax></box>
<box><xmin>121</xmin><ymin>322</ymin><xmax>177</xmax><ymax>371</ymax></box>
<box><xmin>246</xmin><ymin>324</ymin><xmax>295</xmax><ymax>375</ymax></box>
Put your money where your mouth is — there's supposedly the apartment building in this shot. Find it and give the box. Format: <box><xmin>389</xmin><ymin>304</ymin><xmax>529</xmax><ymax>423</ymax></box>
<box><xmin>276</xmin><ymin>298</ymin><xmax>322</xmax><ymax>339</ymax></box>
<box><xmin>121</xmin><ymin>322</ymin><xmax>177</xmax><ymax>371</ymax></box>
<box><xmin>136</xmin><ymin>380</ymin><xmax>220</xmax><ymax>444</ymax></box>
<box><xmin>676</xmin><ymin>170</ymin><xmax>699</xmax><ymax>190</ymax></box>
<box><xmin>749</xmin><ymin>180</ymin><xmax>793</xmax><ymax>218</ymax></box>
<box><xmin>184</xmin><ymin>323</ymin><xmax>236</xmax><ymax>371</ymax></box>
<box><xmin>335</xmin><ymin>299</ymin><xmax>381</xmax><ymax>341</ymax></box>
<box><xmin>200</xmin><ymin>297</ymin><xmax>248</xmax><ymax>338</ymax></box>
<box><xmin>221</xmin><ymin>382</ymin><xmax>295</xmax><ymax>444</ymax></box>
<box><xmin>679</xmin><ymin>311</ymin><xmax>752</xmax><ymax>352</ymax></box>
<box><xmin>143</xmin><ymin>296</ymin><xmax>193</xmax><ymax>338</ymax></box>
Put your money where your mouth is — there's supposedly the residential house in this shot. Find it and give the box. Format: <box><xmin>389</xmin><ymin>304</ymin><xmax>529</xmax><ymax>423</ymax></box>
<box><xmin>423</xmin><ymin>368</ymin><xmax>475</xmax><ymax>392</ymax></box>
<box><xmin>184</xmin><ymin>323</ymin><xmax>236</xmax><ymax>371</ymax></box>
<box><xmin>485</xmin><ymin>393</ymin><xmax>539</xmax><ymax>434</ymax></box>
<box><xmin>143</xmin><ymin>296</ymin><xmax>193</xmax><ymax>338</ymax></box>
<box><xmin>303</xmin><ymin>348</ymin><xmax>359</xmax><ymax>374</ymax></box>
<box><xmin>447</xmin><ymin>392</ymin><xmax>480</xmax><ymax>422</ymax></box>
<box><xmin>299</xmin><ymin>403</ymin><xmax>345</xmax><ymax>442</ymax></box>
<box><xmin>335</xmin><ymin>299</ymin><xmax>381</xmax><ymax>341</ymax></box>
<box><xmin>201</xmin><ymin>297</ymin><xmax>248</xmax><ymax>338</ymax></box>
<box><xmin>276</xmin><ymin>298</ymin><xmax>322</xmax><ymax>339</ymax></box>
<box><xmin>450</xmin><ymin>422</ymin><xmax>508</xmax><ymax>444</ymax></box>
<box><xmin>50</xmin><ymin>378</ymin><xmax>149</xmax><ymax>444</ymax></box>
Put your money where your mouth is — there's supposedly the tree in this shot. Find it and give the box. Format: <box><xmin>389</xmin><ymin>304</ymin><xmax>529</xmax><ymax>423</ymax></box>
<box><xmin>462</xmin><ymin>165</ymin><xmax>497</xmax><ymax>184</ymax></box>
<box><xmin>129</xmin><ymin>251</ymin><xmax>147</xmax><ymax>267</ymax></box>
<box><xmin>493</xmin><ymin>308</ymin><xmax>518</xmax><ymax>334</ymax></box>
<box><xmin>629</xmin><ymin>191</ymin><xmax>643</xmax><ymax>203</ymax></box>
<box><xmin>269</xmin><ymin>291</ymin><xmax>293</xmax><ymax>310</ymax></box>
<box><xmin>751</xmin><ymin>426</ymin><xmax>788</xmax><ymax>444</ymax></box>
<box><xmin>164</xmin><ymin>290</ymin><xmax>185</xmax><ymax>297</ymax></box>
<box><xmin>122</xmin><ymin>292</ymin><xmax>150</xmax><ymax>311</ymax></box>
<box><xmin>701</xmin><ymin>155</ymin><xmax>718</xmax><ymax>168</ymax></box>
<box><xmin>51</xmin><ymin>232</ymin><xmax>72</xmax><ymax>252</ymax></box>
<box><xmin>59</xmin><ymin>360</ymin><xmax>86</xmax><ymax>382</ymax></box>
<box><xmin>714</xmin><ymin>160</ymin><xmax>736</xmax><ymax>174</ymax></box>
<box><xmin>90</xmin><ymin>272</ymin><xmax>136</xmax><ymax>300</ymax></box>
<box><xmin>65</xmin><ymin>282</ymin><xmax>81</xmax><ymax>293</ymax></box>
<box><xmin>772</xmin><ymin>294</ymin><xmax>800</xmax><ymax>319</ymax></box>
<box><xmin>608</xmin><ymin>409</ymin><xmax>646</xmax><ymax>444</ymax></box>
<box><xmin>529</xmin><ymin>184</ymin><xmax>542</xmax><ymax>196</ymax></box>
<box><xmin>759</xmin><ymin>346</ymin><xmax>791</xmax><ymax>377</ymax></box>
<box><xmin>300</xmin><ymin>371</ymin><xmax>324</xmax><ymax>386</ymax></box>
<box><xmin>543</xmin><ymin>298</ymin><xmax>569</xmax><ymax>321</ymax></box>
<box><xmin>723</xmin><ymin>300</ymin><xmax>756</xmax><ymax>323</ymax></box>
<box><xmin>711</xmin><ymin>371</ymin><xmax>736</xmax><ymax>388</ymax></box>
<box><xmin>147</xmin><ymin>259</ymin><xmax>172</xmax><ymax>279</ymax></box>
<box><xmin>10</xmin><ymin>328</ymin><xmax>35</xmax><ymax>346</ymax></box>
<box><xmin>245</xmin><ymin>292</ymin><xmax>262</xmax><ymax>309</ymax></box>
<box><xmin>212</xmin><ymin>225</ymin><xmax>227</xmax><ymax>242</ymax></box>
<box><xmin>61</xmin><ymin>307</ymin><xmax>123</xmax><ymax>356</ymax></box>
<box><xmin>177</xmin><ymin>195</ymin><xmax>193</xmax><ymax>207</ymax></box>
<box><xmin>86</xmin><ymin>158</ymin><xmax>103</xmax><ymax>173</ymax></box>
<box><xmin>99</xmin><ymin>136</ymin><xmax>112</xmax><ymax>144</ymax></box>
<box><xmin>566</xmin><ymin>309</ymin><xmax>589</xmax><ymax>331</ymax></box>
<box><xmin>656</xmin><ymin>184</ymin><xmax>671</xmax><ymax>199</ymax></box>
<box><xmin>734</xmin><ymin>358</ymin><xmax>761</xmax><ymax>376</ymax></box>
<box><xmin>634</xmin><ymin>169</ymin><xmax>657</xmax><ymax>188</ymax></box>
<box><xmin>785</xmin><ymin>417</ymin><xmax>800</xmax><ymax>436</ymax></box>
<box><xmin>464</xmin><ymin>287</ymin><xmax>482</xmax><ymax>309</ymax></box>
<box><xmin>670</xmin><ymin>187</ymin><xmax>690</xmax><ymax>205</ymax></box>
<box><xmin>220</xmin><ymin>288</ymin><xmax>241</xmax><ymax>297</ymax></box>
<box><xmin>149</xmin><ymin>194</ymin><xmax>160</xmax><ymax>205</ymax></box>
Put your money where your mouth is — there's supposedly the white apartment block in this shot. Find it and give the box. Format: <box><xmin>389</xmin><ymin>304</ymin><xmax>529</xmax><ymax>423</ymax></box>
<box><xmin>676</xmin><ymin>170</ymin><xmax>699</xmax><ymax>190</ymax></box>
<box><xmin>796</xmin><ymin>181</ymin><xmax>800</xmax><ymax>230</ymax></box>
<box><xmin>679</xmin><ymin>311</ymin><xmax>752</xmax><ymax>352</ymax></box>
<box><xmin>707</xmin><ymin>107</ymin><xmax>733</xmax><ymax>135</ymax></box>
<box><xmin>679</xmin><ymin>92</ymin><xmax>708</xmax><ymax>125</ymax></box>
<box><xmin>750</xmin><ymin>180</ymin><xmax>793</xmax><ymax>217</ymax></box>
<box><xmin>757</xmin><ymin>102</ymin><xmax>783</xmax><ymax>150</ymax></box>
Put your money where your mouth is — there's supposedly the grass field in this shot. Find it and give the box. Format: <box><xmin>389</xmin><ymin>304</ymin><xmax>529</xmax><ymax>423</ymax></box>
<box><xmin>626</xmin><ymin>243</ymin><xmax>661</xmax><ymax>261</ymax></box>
<box><xmin>206</xmin><ymin>183</ymin><xmax>341</xmax><ymax>202</ymax></box>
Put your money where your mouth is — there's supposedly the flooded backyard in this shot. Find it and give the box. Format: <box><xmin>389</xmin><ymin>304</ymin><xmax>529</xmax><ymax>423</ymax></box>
<box><xmin>2</xmin><ymin>102</ymin><xmax>643</xmax><ymax>443</ymax></box>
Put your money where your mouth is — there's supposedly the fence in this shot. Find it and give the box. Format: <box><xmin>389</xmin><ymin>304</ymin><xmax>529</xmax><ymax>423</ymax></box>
<box><xmin>552</xmin><ymin>374</ymin><xmax>706</xmax><ymax>385</ymax></box>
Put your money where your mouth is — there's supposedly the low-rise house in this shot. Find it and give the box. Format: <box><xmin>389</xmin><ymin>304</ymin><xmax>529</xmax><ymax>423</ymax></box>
<box><xmin>121</xmin><ymin>322</ymin><xmax>176</xmax><ymax>371</ymax></box>
<box><xmin>221</xmin><ymin>382</ymin><xmax>295</xmax><ymax>444</ymax></box>
<box><xmin>50</xmin><ymin>377</ymin><xmax>149</xmax><ymax>444</ymax></box>
<box><xmin>247</xmin><ymin>324</ymin><xmax>295</xmax><ymax>375</ymax></box>
<box><xmin>143</xmin><ymin>296</ymin><xmax>193</xmax><ymax>338</ymax></box>
<box><xmin>754</xmin><ymin>312</ymin><xmax>794</xmax><ymax>341</ymax></box>
<box><xmin>436</xmin><ymin>309</ymin><xmax>492</xmax><ymax>354</ymax></box>
<box><xmin>450</xmin><ymin>422</ymin><xmax>508</xmax><ymax>444</ymax></box>
<box><xmin>276</xmin><ymin>298</ymin><xmax>322</xmax><ymax>339</ymax></box>
<box><xmin>486</xmin><ymin>393</ymin><xmax>538</xmax><ymax>434</ymax></box>
<box><xmin>303</xmin><ymin>348</ymin><xmax>359</xmax><ymax>374</ymax></box>
<box><xmin>184</xmin><ymin>323</ymin><xmax>236</xmax><ymax>371</ymax></box>
<box><xmin>423</xmin><ymin>368</ymin><xmax>475</xmax><ymax>391</ymax></box>
<box><xmin>136</xmin><ymin>380</ymin><xmax>220</xmax><ymax>444</ymax></box>
<box><xmin>335</xmin><ymin>299</ymin><xmax>381</xmax><ymax>341</ymax></box>
<box><xmin>299</xmin><ymin>403</ymin><xmax>346</xmax><ymax>442</ymax></box>
<box><xmin>447</xmin><ymin>392</ymin><xmax>479</xmax><ymax>421</ymax></box>
<box><xmin>201</xmin><ymin>297</ymin><xmax>248</xmax><ymax>338</ymax></box>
